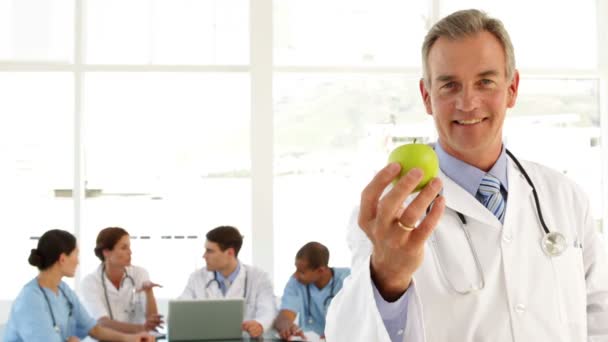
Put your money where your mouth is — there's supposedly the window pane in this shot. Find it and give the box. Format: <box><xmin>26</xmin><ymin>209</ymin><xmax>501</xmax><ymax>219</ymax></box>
<box><xmin>82</xmin><ymin>73</ymin><xmax>250</xmax><ymax>298</ymax></box>
<box><xmin>0</xmin><ymin>0</ymin><xmax>73</xmax><ymax>62</ymax></box>
<box><xmin>505</xmin><ymin>79</ymin><xmax>601</xmax><ymax>225</ymax></box>
<box><xmin>274</xmin><ymin>0</ymin><xmax>429</xmax><ymax>66</ymax></box>
<box><xmin>0</xmin><ymin>73</ymin><xmax>73</xmax><ymax>299</ymax></box>
<box><xmin>440</xmin><ymin>1</ymin><xmax>597</xmax><ymax>69</ymax></box>
<box><xmin>273</xmin><ymin>74</ymin><xmax>429</xmax><ymax>290</ymax></box>
<box><xmin>86</xmin><ymin>0</ymin><xmax>249</xmax><ymax>64</ymax></box>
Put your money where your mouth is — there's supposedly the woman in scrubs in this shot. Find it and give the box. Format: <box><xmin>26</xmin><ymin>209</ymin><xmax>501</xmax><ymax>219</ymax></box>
<box><xmin>3</xmin><ymin>229</ymin><xmax>154</xmax><ymax>342</ymax></box>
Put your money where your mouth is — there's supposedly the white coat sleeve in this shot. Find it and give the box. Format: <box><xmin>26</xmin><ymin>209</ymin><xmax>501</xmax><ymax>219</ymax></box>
<box><xmin>340</xmin><ymin>206</ymin><xmax>426</xmax><ymax>342</ymax></box>
<box><xmin>178</xmin><ymin>272</ymin><xmax>198</xmax><ymax>300</ymax></box>
<box><xmin>79</xmin><ymin>273</ymin><xmax>110</xmax><ymax>320</ymax></box>
<box><xmin>252</xmin><ymin>269</ymin><xmax>277</xmax><ymax>332</ymax></box>
<box><xmin>325</xmin><ymin>254</ymin><xmax>395</xmax><ymax>342</ymax></box>
<box><xmin>346</xmin><ymin>206</ymin><xmax>373</xmax><ymax>271</ymax></box>
<box><xmin>582</xmin><ymin>197</ymin><xmax>608</xmax><ymax>339</ymax></box>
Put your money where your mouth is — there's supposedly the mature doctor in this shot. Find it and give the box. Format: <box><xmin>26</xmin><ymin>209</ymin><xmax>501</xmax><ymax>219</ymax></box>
<box><xmin>80</xmin><ymin>227</ymin><xmax>163</xmax><ymax>334</ymax></box>
<box><xmin>326</xmin><ymin>9</ymin><xmax>608</xmax><ymax>342</ymax></box>
<box><xmin>179</xmin><ymin>225</ymin><xmax>276</xmax><ymax>338</ymax></box>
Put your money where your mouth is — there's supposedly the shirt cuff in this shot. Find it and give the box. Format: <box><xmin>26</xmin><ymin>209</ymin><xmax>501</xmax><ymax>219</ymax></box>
<box><xmin>371</xmin><ymin>279</ymin><xmax>410</xmax><ymax>320</ymax></box>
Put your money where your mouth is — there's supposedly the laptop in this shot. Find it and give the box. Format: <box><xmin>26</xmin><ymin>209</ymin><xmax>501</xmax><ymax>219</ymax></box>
<box><xmin>168</xmin><ymin>298</ymin><xmax>245</xmax><ymax>341</ymax></box>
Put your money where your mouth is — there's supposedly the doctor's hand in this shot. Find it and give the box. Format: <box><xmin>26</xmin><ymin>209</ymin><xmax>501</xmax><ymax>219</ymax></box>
<box><xmin>277</xmin><ymin>322</ymin><xmax>307</xmax><ymax>340</ymax></box>
<box><xmin>242</xmin><ymin>320</ymin><xmax>264</xmax><ymax>338</ymax></box>
<box><xmin>143</xmin><ymin>313</ymin><xmax>164</xmax><ymax>331</ymax></box>
<box><xmin>137</xmin><ymin>281</ymin><xmax>162</xmax><ymax>293</ymax></box>
<box><xmin>67</xmin><ymin>337</ymin><xmax>80</xmax><ymax>342</ymax></box>
<box><xmin>360</xmin><ymin>163</ymin><xmax>445</xmax><ymax>301</ymax></box>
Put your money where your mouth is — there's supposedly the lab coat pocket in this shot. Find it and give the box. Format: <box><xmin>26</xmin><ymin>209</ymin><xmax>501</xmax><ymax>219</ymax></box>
<box><xmin>551</xmin><ymin>245</ymin><xmax>586</xmax><ymax>325</ymax></box>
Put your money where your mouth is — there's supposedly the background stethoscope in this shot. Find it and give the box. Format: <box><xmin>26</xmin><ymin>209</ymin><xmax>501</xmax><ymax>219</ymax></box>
<box><xmin>205</xmin><ymin>265</ymin><xmax>248</xmax><ymax>299</ymax></box>
<box><xmin>38</xmin><ymin>284</ymin><xmax>73</xmax><ymax>334</ymax></box>
<box><xmin>432</xmin><ymin>149</ymin><xmax>568</xmax><ymax>295</ymax></box>
<box><xmin>101</xmin><ymin>267</ymin><xmax>138</xmax><ymax>319</ymax></box>
<box><xmin>305</xmin><ymin>268</ymin><xmax>336</xmax><ymax>325</ymax></box>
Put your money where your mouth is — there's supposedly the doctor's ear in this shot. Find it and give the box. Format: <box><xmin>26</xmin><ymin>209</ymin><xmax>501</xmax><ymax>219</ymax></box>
<box><xmin>102</xmin><ymin>249</ymin><xmax>112</xmax><ymax>260</ymax></box>
<box><xmin>57</xmin><ymin>253</ymin><xmax>68</xmax><ymax>265</ymax></box>
<box><xmin>419</xmin><ymin>78</ymin><xmax>433</xmax><ymax>115</ymax></box>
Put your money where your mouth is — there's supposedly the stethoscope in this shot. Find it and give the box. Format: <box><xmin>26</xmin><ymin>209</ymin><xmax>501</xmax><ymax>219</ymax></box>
<box><xmin>433</xmin><ymin>149</ymin><xmax>568</xmax><ymax>295</ymax></box>
<box><xmin>205</xmin><ymin>265</ymin><xmax>248</xmax><ymax>299</ymax></box>
<box><xmin>38</xmin><ymin>283</ymin><xmax>73</xmax><ymax>335</ymax></box>
<box><xmin>305</xmin><ymin>268</ymin><xmax>336</xmax><ymax>325</ymax></box>
<box><xmin>101</xmin><ymin>266</ymin><xmax>138</xmax><ymax>320</ymax></box>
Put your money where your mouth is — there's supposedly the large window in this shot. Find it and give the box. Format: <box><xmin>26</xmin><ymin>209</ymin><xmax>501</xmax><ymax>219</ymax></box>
<box><xmin>0</xmin><ymin>73</ymin><xmax>74</xmax><ymax>298</ymax></box>
<box><xmin>0</xmin><ymin>1</ymin><xmax>606</xmax><ymax>321</ymax></box>
<box><xmin>82</xmin><ymin>72</ymin><xmax>251</xmax><ymax>298</ymax></box>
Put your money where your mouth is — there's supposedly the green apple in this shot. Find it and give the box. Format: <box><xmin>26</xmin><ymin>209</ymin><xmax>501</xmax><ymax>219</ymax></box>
<box><xmin>388</xmin><ymin>143</ymin><xmax>439</xmax><ymax>192</ymax></box>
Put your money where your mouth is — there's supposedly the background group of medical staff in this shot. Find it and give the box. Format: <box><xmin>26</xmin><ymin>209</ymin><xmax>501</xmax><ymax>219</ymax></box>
<box><xmin>3</xmin><ymin>225</ymin><xmax>350</xmax><ymax>341</ymax></box>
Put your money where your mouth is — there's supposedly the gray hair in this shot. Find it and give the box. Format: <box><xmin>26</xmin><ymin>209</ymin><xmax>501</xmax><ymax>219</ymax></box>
<box><xmin>422</xmin><ymin>9</ymin><xmax>515</xmax><ymax>86</ymax></box>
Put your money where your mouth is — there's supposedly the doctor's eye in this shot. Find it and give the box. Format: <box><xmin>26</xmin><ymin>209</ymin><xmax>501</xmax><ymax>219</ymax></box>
<box><xmin>441</xmin><ymin>81</ymin><xmax>456</xmax><ymax>89</ymax></box>
<box><xmin>478</xmin><ymin>79</ymin><xmax>496</xmax><ymax>88</ymax></box>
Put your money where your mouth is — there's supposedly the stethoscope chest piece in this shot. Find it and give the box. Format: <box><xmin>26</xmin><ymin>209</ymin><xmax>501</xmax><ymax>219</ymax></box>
<box><xmin>541</xmin><ymin>231</ymin><xmax>567</xmax><ymax>257</ymax></box>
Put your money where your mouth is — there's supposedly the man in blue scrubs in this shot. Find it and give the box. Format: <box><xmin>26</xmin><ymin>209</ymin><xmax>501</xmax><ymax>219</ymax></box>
<box><xmin>273</xmin><ymin>242</ymin><xmax>350</xmax><ymax>340</ymax></box>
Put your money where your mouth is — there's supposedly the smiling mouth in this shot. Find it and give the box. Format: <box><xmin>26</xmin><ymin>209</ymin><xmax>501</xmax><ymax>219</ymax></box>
<box><xmin>455</xmin><ymin>118</ymin><xmax>485</xmax><ymax>125</ymax></box>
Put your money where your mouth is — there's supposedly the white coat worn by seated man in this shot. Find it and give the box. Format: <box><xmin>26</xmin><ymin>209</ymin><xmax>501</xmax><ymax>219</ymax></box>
<box><xmin>179</xmin><ymin>225</ymin><xmax>276</xmax><ymax>338</ymax></box>
<box><xmin>325</xmin><ymin>9</ymin><xmax>608</xmax><ymax>342</ymax></box>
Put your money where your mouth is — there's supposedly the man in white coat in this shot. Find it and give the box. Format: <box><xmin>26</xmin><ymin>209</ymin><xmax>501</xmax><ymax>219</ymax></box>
<box><xmin>179</xmin><ymin>226</ymin><xmax>276</xmax><ymax>338</ymax></box>
<box><xmin>325</xmin><ymin>9</ymin><xmax>608</xmax><ymax>342</ymax></box>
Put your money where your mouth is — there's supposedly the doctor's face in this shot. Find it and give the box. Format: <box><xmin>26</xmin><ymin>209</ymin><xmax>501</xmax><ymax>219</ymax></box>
<box><xmin>203</xmin><ymin>241</ymin><xmax>232</xmax><ymax>271</ymax></box>
<box><xmin>59</xmin><ymin>247</ymin><xmax>80</xmax><ymax>278</ymax></box>
<box><xmin>294</xmin><ymin>258</ymin><xmax>322</xmax><ymax>285</ymax></box>
<box><xmin>420</xmin><ymin>31</ymin><xmax>519</xmax><ymax>170</ymax></box>
<box><xmin>103</xmin><ymin>234</ymin><xmax>132</xmax><ymax>267</ymax></box>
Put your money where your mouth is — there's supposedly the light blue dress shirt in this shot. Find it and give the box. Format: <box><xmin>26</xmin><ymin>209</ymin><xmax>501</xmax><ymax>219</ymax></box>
<box><xmin>216</xmin><ymin>262</ymin><xmax>241</xmax><ymax>295</ymax></box>
<box><xmin>4</xmin><ymin>278</ymin><xmax>97</xmax><ymax>342</ymax></box>
<box><xmin>374</xmin><ymin>142</ymin><xmax>509</xmax><ymax>342</ymax></box>
<box><xmin>280</xmin><ymin>267</ymin><xmax>351</xmax><ymax>335</ymax></box>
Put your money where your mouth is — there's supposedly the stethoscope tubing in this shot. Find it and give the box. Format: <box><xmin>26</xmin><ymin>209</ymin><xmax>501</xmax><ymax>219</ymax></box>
<box><xmin>101</xmin><ymin>266</ymin><xmax>136</xmax><ymax>320</ymax></box>
<box><xmin>205</xmin><ymin>265</ymin><xmax>248</xmax><ymax>299</ymax></box>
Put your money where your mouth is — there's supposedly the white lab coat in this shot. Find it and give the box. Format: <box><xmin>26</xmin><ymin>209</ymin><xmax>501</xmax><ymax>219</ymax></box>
<box><xmin>179</xmin><ymin>264</ymin><xmax>276</xmax><ymax>332</ymax></box>
<box><xmin>79</xmin><ymin>265</ymin><xmax>150</xmax><ymax>324</ymax></box>
<box><xmin>326</xmin><ymin>159</ymin><xmax>608</xmax><ymax>341</ymax></box>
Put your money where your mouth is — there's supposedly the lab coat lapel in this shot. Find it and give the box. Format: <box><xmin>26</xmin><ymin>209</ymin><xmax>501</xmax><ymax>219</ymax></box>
<box><xmin>225</xmin><ymin>266</ymin><xmax>246</xmax><ymax>298</ymax></box>
<box><xmin>502</xmin><ymin>158</ymin><xmax>533</xmax><ymax>225</ymax></box>
<box><xmin>440</xmin><ymin>171</ymin><xmax>501</xmax><ymax>229</ymax></box>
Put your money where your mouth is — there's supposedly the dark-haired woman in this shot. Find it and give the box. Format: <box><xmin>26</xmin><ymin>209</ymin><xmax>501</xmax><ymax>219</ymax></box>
<box><xmin>3</xmin><ymin>229</ymin><xmax>155</xmax><ymax>342</ymax></box>
<box><xmin>80</xmin><ymin>227</ymin><xmax>162</xmax><ymax>333</ymax></box>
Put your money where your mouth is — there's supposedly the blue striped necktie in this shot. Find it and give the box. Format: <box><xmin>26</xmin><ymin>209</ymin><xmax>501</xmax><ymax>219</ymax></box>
<box><xmin>478</xmin><ymin>174</ymin><xmax>505</xmax><ymax>221</ymax></box>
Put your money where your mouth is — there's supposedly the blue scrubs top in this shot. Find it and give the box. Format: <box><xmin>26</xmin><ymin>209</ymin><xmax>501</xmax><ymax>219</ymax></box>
<box><xmin>4</xmin><ymin>278</ymin><xmax>97</xmax><ymax>342</ymax></box>
<box><xmin>280</xmin><ymin>267</ymin><xmax>350</xmax><ymax>335</ymax></box>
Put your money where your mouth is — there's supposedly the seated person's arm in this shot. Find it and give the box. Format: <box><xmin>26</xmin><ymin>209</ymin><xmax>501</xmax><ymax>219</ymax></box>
<box><xmin>274</xmin><ymin>309</ymin><xmax>305</xmax><ymax>340</ymax></box>
<box><xmin>79</xmin><ymin>278</ymin><xmax>148</xmax><ymax>333</ymax></box>
<box><xmin>97</xmin><ymin>316</ymin><xmax>147</xmax><ymax>333</ymax></box>
<box><xmin>88</xmin><ymin>325</ymin><xmax>154</xmax><ymax>341</ymax></box>
<box><xmin>138</xmin><ymin>274</ymin><xmax>163</xmax><ymax>331</ymax></box>
<box><xmin>178</xmin><ymin>272</ymin><xmax>198</xmax><ymax>299</ymax></box>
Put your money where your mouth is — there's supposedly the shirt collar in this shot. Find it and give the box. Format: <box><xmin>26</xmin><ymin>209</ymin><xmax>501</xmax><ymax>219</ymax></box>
<box><xmin>216</xmin><ymin>262</ymin><xmax>241</xmax><ymax>284</ymax></box>
<box><xmin>434</xmin><ymin>142</ymin><xmax>509</xmax><ymax>197</ymax></box>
